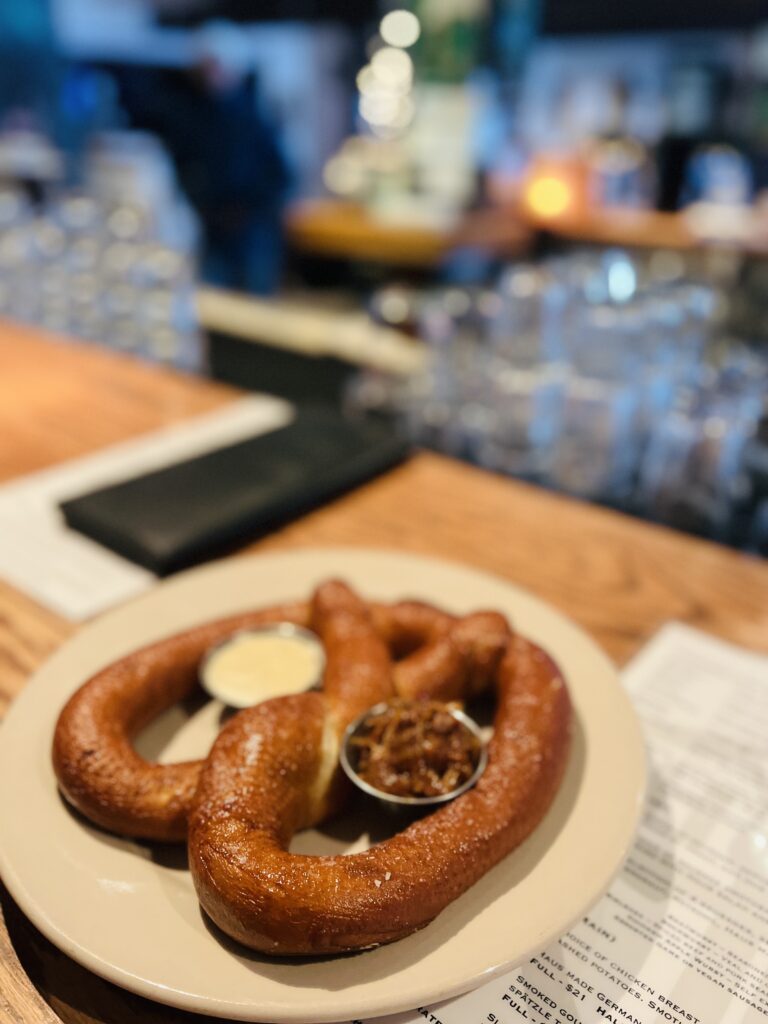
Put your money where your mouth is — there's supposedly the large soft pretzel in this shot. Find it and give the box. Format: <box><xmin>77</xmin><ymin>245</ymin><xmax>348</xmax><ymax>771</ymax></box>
<box><xmin>189</xmin><ymin>581</ymin><xmax>571</xmax><ymax>955</ymax></box>
<box><xmin>52</xmin><ymin>579</ymin><xmax>571</xmax><ymax>956</ymax></box>
<box><xmin>52</xmin><ymin>591</ymin><xmax>487</xmax><ymax>841</ymax></box>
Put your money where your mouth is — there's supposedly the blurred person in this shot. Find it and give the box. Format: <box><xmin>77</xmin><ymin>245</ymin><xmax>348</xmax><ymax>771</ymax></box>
<box><xmin>0</xmin><ymin>0</ymin><xmax>62</xmax><ymax>136</ymax></box>
<box><xmin>114</xmin><ymin>21</ymin><xmax>291</xmax><ymax>294</ymax></box>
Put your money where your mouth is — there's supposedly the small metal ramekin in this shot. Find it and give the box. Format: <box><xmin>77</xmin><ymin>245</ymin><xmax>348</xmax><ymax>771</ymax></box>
<box><xmin>199</xmin><ymin>623</ymin><xmax>325</xmax><ymax>708</ymax></box>
<box><xmin>340</xmin><ymin>701</ymin><xmax>488</xmax><ymax>808</ymax></box>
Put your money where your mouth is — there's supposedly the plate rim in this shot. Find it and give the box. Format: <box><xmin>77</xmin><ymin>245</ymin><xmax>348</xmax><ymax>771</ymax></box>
<box><xmin>0</xmin><ymin>546</ymin><xmax>647</xmax><ymax>1022</ymax></box>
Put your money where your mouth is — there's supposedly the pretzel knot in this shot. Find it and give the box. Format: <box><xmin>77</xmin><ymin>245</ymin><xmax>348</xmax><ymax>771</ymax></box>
<box><xmin>53</xmin><ymin>579</ymin><xmax>571</xmax><ymax>956</ymax></box>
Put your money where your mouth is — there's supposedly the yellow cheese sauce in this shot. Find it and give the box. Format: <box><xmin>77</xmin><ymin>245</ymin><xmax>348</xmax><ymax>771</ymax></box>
<box><xmin>202</xmin><ymin>629</ymin><xmax>325</xmax><ymax>708</ymax></box>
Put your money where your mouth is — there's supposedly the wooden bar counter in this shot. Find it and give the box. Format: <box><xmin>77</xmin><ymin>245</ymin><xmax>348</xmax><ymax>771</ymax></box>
<box><xmin>1</xmin><ymin>321</ymin><xmax>767</xmax><ymax>1024</ymax></box>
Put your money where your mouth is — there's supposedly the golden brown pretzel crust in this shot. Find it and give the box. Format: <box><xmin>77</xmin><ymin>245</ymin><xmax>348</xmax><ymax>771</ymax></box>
<box><xmin>52</xmin><ymin>602</ymin><xmax>310</xmax><ymax>840</ymax></box>
<box><xmin>51</xmin><ymin>595</ymin><xmax>462</xmax><ymax>841</ymax></box>
<box><xmin>189</xmin><ymin>587</ymin><xmax>570</xmax><ymax>955</ymax></box>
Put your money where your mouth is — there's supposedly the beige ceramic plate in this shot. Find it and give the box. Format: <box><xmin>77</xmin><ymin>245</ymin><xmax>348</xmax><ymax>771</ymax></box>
<box><xmin>0</xmin><ymin>548</ymin><xmax>646</xmax><ymax>1023</ymax></box>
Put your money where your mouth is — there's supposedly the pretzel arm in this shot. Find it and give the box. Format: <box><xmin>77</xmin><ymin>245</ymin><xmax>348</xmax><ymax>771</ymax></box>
<box><xmin>189</xmin><ymin>633</ymin><xmax>571</xmax><ymax>955</ymax></box>
<box><xmin>52</xmin><ymin>602</ymin><xmax>309</xmax><ymax>841</ymax></box>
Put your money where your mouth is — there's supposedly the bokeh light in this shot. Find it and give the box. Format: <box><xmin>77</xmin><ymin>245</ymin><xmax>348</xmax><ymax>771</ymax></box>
<box><xmin>380</xmin><ymin>10</ymin><xmax>421</xmax><ymax>49</ymax></box>
<box><xmin>524</xmin><ymin>176</ymin><xmax>574</xmax><ymax>219</ymax></box>
<box><xmin>370</xmin><ymin>47</ymin><xmax>413</xmax><ymax>90</ymax></box>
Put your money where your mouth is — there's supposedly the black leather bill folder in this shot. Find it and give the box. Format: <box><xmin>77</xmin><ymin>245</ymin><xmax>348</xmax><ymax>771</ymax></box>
<box><xmin>59</xmin><ymin>408</ymin><xmax>409</xmax><ymax>576</ymax></box>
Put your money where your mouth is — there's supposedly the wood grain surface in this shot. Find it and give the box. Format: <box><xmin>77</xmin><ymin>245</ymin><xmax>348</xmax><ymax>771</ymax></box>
<box><xmin>1</xmin><ymin>321</ymin><xmax>767</xmax><ymax>1024</ymax></box>
<box><xmin>285</xmin><ymin>199</ymin><xmax>531</xmax><ymax>267</ymax></box>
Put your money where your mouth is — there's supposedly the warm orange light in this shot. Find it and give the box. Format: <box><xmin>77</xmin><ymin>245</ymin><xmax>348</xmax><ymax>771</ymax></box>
<box><xmin>524</xmin><ymin>175</ymin><xmax>573</xmax><ymax>219</ymax></box>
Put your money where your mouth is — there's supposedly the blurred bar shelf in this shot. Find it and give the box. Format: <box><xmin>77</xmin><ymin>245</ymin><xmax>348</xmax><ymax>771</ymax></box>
<box><xmin>286</xmin><ymin>198</ymin><xmax>768</xmax><ymax>266</ymax></box>
<box><xmin>526</xmin><ymin>206</ymin><xmax>700</xmax><ymax>251</ymax></box>
<box><xmin>285</xmin><ymin>199</ymin><xmax>532</xmax><ymax>269</ymax></box>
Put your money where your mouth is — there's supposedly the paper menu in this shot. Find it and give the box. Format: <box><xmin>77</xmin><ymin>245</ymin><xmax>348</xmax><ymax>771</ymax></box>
<box><xmin>354</xmin><ymin>624</ymin><xmax>768</xmax><ymax>1024</ymax></box>
<box><xmin>0</xmin><ymin>395</ymin><xmax>292</xmax><ymax>620</ymax></box>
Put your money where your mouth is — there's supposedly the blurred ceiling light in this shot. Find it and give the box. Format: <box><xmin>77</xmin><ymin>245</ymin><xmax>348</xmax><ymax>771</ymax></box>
<box><xmin>360</xmin><ymin>92</ymin><xmax>403</xmax><ymax>127</ymax></box>
<box><xmin>356</xmin><ymin>65</ymin><xmax>378</xmax><ymax>94</ymax></box>
<box><xmin>371</xmin><ymin>46</ymin><xmax>413</xmax><ymax>89</ymax></box>
<box><xmin>524</xmin><ymin>175</ymin><xmax>574</xmax><ymax>220</ymax></box>
<box><xmin>380</xmin><ymin>9</ymin><xmax>421</xmax><ymax>48</ymax></box>
<box><xmin>362</xmin><ymin>95</ymin><xmax>415</xmax><ymax>133</ymax></box>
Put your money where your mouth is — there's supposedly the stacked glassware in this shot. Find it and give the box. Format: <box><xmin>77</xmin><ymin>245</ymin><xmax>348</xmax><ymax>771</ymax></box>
<box><xmin>347</xmin><ymin>250</ymin><xmax>768</xmax><ymax>550</ymax></box>
<box><xmin>0</xmin><ymin>132</ymin><xmax>203</xmax><ymax>371</ymax></box>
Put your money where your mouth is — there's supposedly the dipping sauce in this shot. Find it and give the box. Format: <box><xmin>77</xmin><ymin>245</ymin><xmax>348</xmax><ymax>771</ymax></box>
<box><xmin>343</xmin><ymin>699</ymin><xmax>486</xmax><ymax>804</ymax></box>
<box><xmin>200</xmin><ymin>625</ymin><xmax>325</xmax><ymax>708</ymax></box>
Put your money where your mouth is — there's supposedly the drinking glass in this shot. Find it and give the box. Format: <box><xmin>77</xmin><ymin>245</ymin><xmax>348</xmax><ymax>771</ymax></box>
<box><xmin>637</xmin><ymin>370</ymin><xmax>762</xmax><ymax>540</ymax></box>
<box><xmin>545</xmin><ymin>376</ymin><xmax>639</xmax><ymax>503</ymax></box>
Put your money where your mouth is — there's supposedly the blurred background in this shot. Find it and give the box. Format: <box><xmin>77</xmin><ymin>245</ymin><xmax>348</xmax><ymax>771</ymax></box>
<box><xmin>3</xmin><ymin>0</ymin><xmax>768</xmax><ymax>553</ymax></box>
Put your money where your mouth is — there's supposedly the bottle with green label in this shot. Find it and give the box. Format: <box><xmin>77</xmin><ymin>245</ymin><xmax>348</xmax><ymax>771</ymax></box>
<box><xmin>411</xmin><ymin>0</ymin><xmax>490</xmax><ymax>85</ymax></box>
